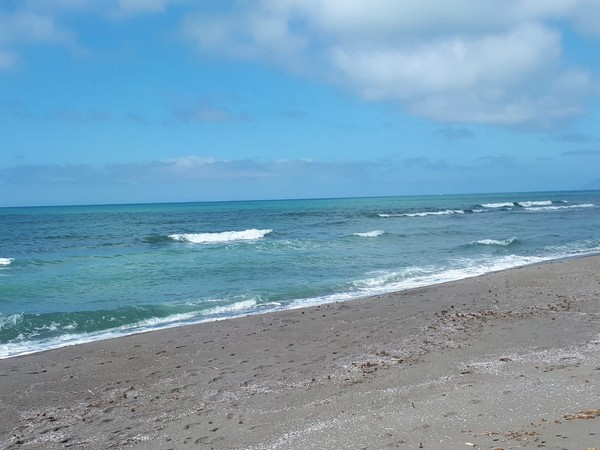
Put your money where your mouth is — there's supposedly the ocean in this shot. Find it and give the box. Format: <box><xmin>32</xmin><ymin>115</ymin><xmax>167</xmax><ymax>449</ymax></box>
<box><xmin>1</xmin><ymin>191</ymin><xmax>599</xmax><ymax>359</ymax></box>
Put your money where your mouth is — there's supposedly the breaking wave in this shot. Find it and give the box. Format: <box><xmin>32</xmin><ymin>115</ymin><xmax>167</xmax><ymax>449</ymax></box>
<box><xmin>379</xmin><ymin>209</ymin><xmax>466</xmax><ymax>218</ymax></box>
<box><xmin>469</xmin><ymin>237</ymin><xmax>519</xmax><ymax>247</ymax></box>
<box><xmin>524</xmin><ymin>203</ymin><xmax>593</xmax><ymax>211</ymax></box>
<box><xmin>169</xmin><ymin>229</ymin><xmax>273</xmax><ymax>244</ymax></box>
<box><xmin>479</xmin><ymin>200</ymin><xmax>570</xmax><ymax>209</ymax></box>
<box><xmin>354</xmin><ymin>230</ymin><xmax>385</xmax><ymax>238</ymax></box>
<box><xmin>0</xmin><ymin>258</ymin><xmax>13</xmax><ymax>266</ymax></box>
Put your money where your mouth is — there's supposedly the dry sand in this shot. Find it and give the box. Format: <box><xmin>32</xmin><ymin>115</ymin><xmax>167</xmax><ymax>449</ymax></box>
<box><xmin>1</xmin><ymin>256</ymin><xmax>599</xmax><ymax>449</ymax></box>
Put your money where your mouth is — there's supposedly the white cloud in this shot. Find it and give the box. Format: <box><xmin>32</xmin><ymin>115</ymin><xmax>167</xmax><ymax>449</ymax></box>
<box><xmin>182</xmin><ymin>0</ymin><xmax>600</xmax><ymax>128</ymax></box>
<box><xmin>170</xmin><ymin>103</ymin><xmax>251</xmax><ymax>124</ymax></box>
<box><xmin>332</xmin><ymin>25</ymin><xmax>560</xmax><ymax>99</ymax></box>
<box><xmin>2</xmin><ymin>0</ymin><xmax>599</xmax><ymax>127</ymax></box>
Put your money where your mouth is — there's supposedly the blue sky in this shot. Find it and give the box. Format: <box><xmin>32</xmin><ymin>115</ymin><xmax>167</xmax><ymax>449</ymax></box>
<box><xmin>1</xmin><ymin>0</ymin><xmax>599</xmax><ymax>206</ymax></box>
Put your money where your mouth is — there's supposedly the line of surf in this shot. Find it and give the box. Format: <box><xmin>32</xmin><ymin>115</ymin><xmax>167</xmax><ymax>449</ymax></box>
<box><xmin>3</xmin><ymin>245</ymin><xmax>599</xmax><ymax>360</ymax></box>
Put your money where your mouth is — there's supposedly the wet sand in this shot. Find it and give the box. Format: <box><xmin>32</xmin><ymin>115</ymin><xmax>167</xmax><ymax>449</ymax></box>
<box><xmin>1</xmin><ymin>256</ymin><xmax>599</xmax><ymax>449</ymax></box>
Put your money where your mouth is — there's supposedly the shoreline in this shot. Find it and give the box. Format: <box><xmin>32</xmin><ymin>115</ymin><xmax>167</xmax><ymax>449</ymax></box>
<box><xmin>3</xmin><ymin>252</ymin><xmax>598</xmax><ymax>361</ymax></box>
<box><xmin>1</xmin><ymin>255</ymin><xmax>599</xmax><ymax>449</ymax></box>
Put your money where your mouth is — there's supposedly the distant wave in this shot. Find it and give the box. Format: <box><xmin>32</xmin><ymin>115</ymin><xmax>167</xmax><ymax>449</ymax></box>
<box><xmin>524</xmin><ymin>203</ymin><xmax>593</xmax><ymax>212</ymax></box>
<box><xmin>479</xmin><ymin>202</ymin><xmax>515</xmax><ymax>208</ymax></box>
<box><xmin>169</xmin><ymin>229</ymin><xmax>273</xmax><ymax>244</ymax></box>
<box><xmin>354</xmin><ymin>230</ymin><xmax>385</xmax><ymax>238</ymax></box>
<box><xmin>404</xmin><ymin>200</ymin><xmax>596</xmax><ymax>214</ymax></box>
<box><xmin>0</xmin><ymin>258</ymin><xmax>13</xmax><ymax>266</ymax></box>
<box><xmin>379</xmin><ymin>209</ymin><xmax>466</xmax><ymax>218</ymax></box>
<box><xmin>479</xmin><ymin>200</ymin><xmax>568</xmax><ymax>209</ymax></box>
<box><xmin>469</xmin><ymin>237</ymin><xmax>519</xmax><ymax>247</ymax></box>
<box><xmin>519</xmin><ymin>200</ymin><xmax>552</xmax><ymax>207</ymax></box>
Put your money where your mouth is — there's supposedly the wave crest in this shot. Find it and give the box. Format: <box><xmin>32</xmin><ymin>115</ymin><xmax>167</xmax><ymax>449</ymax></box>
<box><xmin>518</xmin><ymin>201</ymin><xmax>552</xmax><ymax>207</ymax></box>
<box><xmin>479</xmin><ymin>202</ymin><xmax>515</xmax><ymax>208</ymax></box>
<box><xmin>169</xmin><ymin>229</ymin><xmax>273</xmax><ymax>244</ymax></box>
<box><xmin>524</xmin><ymin>203</ymin><xmax>593</xmax><ymax>211</ymax></box>
<box><xmin>0</xmin><ymin>258</ymin><xmax>13</xmax><ymax>266</ymax></box>
<box><xmin>470</xmin><ymin>237</ymin><xmax>518</xmax><ymax>246</ymax></box>
<box><xmin>354</xmin><ymin>230</ymin><xmax>385</xmax><ymax>238</ymax></box>
<box><xmin>479</xmin><ymin>200</ymin><xmax>575</xmax><ymax>209</ymax></box>
<box><xmin>379</xmin><ymin>209</ymin><xmax>465</xmax><ymax>218</ymax></box>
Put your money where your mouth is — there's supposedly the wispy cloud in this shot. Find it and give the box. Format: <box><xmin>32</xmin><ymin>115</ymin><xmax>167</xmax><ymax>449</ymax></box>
<box><xmin>434</xmin><ymin>128</ymin><xmax>474</xmax><ymax>140</ymax></box>
<box><xmin>0</xmin><ymin>163</ymin><xmax>106</xmax><ymax>184</ymax></box>
<box><xmin>46</xmin><ymin>108</ymin><xmax>113</xmax><ymax>122</ymax></box>
<box><xmin>0</xmin><ymin>1</ymin><xmax>184</xmax><ymax>70</ymax></box>
<box><xmin>127</xmin><ymin>112</ymin><xmax>149</xmax><ymax>124</ymax></box>
<box><xmin>402</xmin><ymin>157</ymin><xmax>449</xmax><ymax>170</ymax></box>
<box><xmin>562</xmin><ymin>149</ymin><xmax>600</xmax><ymax>156</ymax></box>
<box><xmin>170</xmin><ymin>105</ymin><xmax>251</xmax><ymax>124</ymax></box>
<box><xmin>552</xmin><ymin>132</ymin><xmax>594</xmax><ymax>143</ymax></box>
<box><xmin>0</xmin><ymin>48</ymin><xmax>17</xmax><ymax>69</ymax></box>
<box><xmin>1</xmin><ymin>103</ymin><xmax>113</xmax><ymax>123</ymax></box>
<box><xmin>0</xmin><ymin>156</ymin><xmax>387</xmax><ymax>187</ymax></box>
<box><xmin>477</xmin><ymin>154</ymin><xmax>521</xmax><ymax>168</ymax></box>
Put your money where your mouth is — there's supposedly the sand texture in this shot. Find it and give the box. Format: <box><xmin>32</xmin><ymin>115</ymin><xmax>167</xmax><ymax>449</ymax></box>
<box><xmin>1</xmin><ymin>256</ymin><xmax>599</xmax><ymax>449</ymax></box>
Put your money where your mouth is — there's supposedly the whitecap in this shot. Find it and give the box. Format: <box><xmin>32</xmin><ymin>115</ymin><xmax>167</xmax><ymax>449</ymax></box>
<box><xmin>403</xmin><ymin>209</ymin><xmax>465</xmax><ymax>217</ymax></box>
<box><xmin>524</xmin><ymin>203</ymin><xmax>594</xmax><ymax>211</ymax></box>
<box><xmin>378</xmin><ymin>210</ymin><xmax>464</xmax><ymax>218</ymax></box>
<box><xmin>470</xmin><ymin>237</ymin><xmax>518</xmax><ymax>246</ymax></box>
<box><xmin>0</xmin><ymin>258</ymin><xmax>13</xmax><ymax>266</ymax></box>
<box><xmin>517</xmin><ymin>200</ymin><xmax>552</xmax><ymax>207</ymax></box>
<box><xmin>479</xmin><ymin>202</ymin><xmax>514</xmax><ymax>208</ymax></box>
<box><xmin>169</xmin><ymin>229</ymin><xmax>273</xmax><ymax>244</ymax></box>
<box><xmin>354</xmin><ymin>230</ymin><xmax>385</xmax><ymax>238</ymax></box>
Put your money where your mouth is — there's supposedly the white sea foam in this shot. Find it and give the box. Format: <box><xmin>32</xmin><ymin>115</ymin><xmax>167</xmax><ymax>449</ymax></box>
<box><xmin>0</xmin><ymin>313</ymin><xmax>23</xmax><ymax>330</ymax></box>
<box><xmin>2</xmin><ymin>246</ymin><xmax>597</xmax><ymax>360</ymax></box>
<box><xmin>471</xmin><ymin>237</ymin><xmax>518</xmax><ymax>246</ymax></box>
<box><xmin>480</xmin><ymin>200</ymin><xmax>580</xmax><ymax>209</ymax></box>
<box><xmin>404</xmin><ymin>209</ymin><xmax>465</xmax><ymax>217</ymax></box>
<box><xmin>480</xmin><ymin>202</ymin><xmax>514</xmax><ymax>208</ymax></box>
<box><xmin>204</xmin><ymin>299</ymin><xmax>258</xmax><ymax>315</ymax></box>
<box><xmin>524</xmin><ymin>203</ymin><xmax>593</xmax><ymax>211</ymax></box>
<box><xmin>379</xmin><ymin>210</ymin><xmax>465</xmax><ymax>218</ymax></box>
<box><xmin>169</xmin><ymin>229</ymin><xmax>272</xmax><ymax>244</ymax></box>
<box><xmin>518</xmin><ymin>200</ymin><xmax>552</xmax><ymax>207</ymax></box>
<box><xmin>0</xmin><ymin>258</ymin><xmax>13</xmax><ymax>266</ymax></box>
<box><xmin>354</xmin><ymin>230</ymin><xmax>385</xmax><ymax>238</ymax></box>
<box><xmin>287</xmin><ymin>253</ymin><xmax>567</xmax><ymax>312</ymax></box>
<box><xmin>0</xmin><ymin>300</ymin><xmax>267</xmax><ymax>359</ymax></box>
<box><xmin>352</xmin><ymin>267</ymin><xmax>430</xmax><ymax>289</ymax></box>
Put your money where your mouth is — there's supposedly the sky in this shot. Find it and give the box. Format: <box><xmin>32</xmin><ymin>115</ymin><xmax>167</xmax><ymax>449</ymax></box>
<box><xmin>1</xmin><ymin>0</ymin><xmax>600</xmax><ymax>207</ymax></box>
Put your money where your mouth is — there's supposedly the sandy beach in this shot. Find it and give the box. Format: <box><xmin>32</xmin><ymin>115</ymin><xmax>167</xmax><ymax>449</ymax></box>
<box><xmin>1</xmin><ymin>256</ymin><xmax>599</xmax><ymax>449</ymax></box>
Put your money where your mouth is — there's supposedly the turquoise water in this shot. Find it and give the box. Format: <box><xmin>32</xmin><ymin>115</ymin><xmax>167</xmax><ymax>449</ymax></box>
<box><xmin>1</xmin><ymin>191</ymin><xmax>599</xmax><ymax>358</ymax></box>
